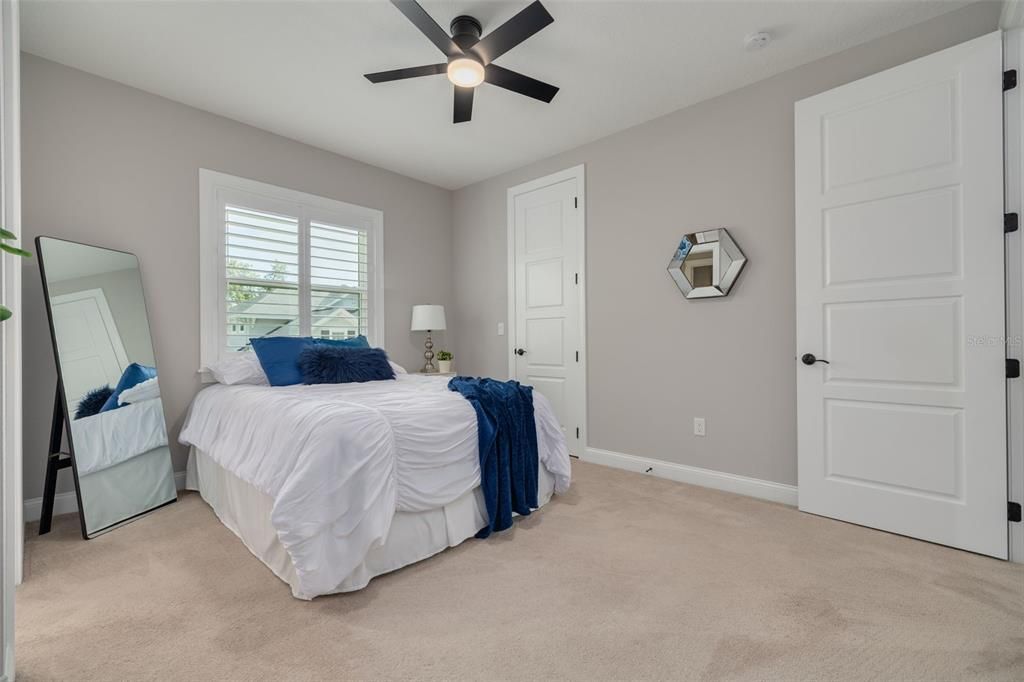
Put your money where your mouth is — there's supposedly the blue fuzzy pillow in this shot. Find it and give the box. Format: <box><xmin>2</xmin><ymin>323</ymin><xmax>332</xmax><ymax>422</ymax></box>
<box><xmin>75</xmin><ymin>385</ymin><xmax>113</xmax><ymax>420</ymax></box>
<box><xmin>298</xmin><ymin>346</ymin><xmax>395</xmax><ymax>384</ymax></box>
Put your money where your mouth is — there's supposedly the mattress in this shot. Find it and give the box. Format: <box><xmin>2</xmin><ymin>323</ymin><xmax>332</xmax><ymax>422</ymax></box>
<box><xmin>186</xmin><ymin>447</ymin><xmax>555</xmax><ymax>597</ymax></box>
<box><xmin>179</xmin><ymin>375</ymin><xmax>571</xmax><ymax>598</ymax></box>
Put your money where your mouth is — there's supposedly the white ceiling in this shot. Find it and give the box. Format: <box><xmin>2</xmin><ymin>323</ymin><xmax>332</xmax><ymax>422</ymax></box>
<box><xmin>22</xmin><ymin>0</ymin><xmax>974</xmax><ymax>189</ymax></box>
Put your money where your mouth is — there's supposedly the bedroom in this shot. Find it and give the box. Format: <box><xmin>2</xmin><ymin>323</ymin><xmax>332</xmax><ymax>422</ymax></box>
<box><xmin>0</xmin><ymin>0</ymin><xmax>1021</xmax><ymax>679</ymax></box>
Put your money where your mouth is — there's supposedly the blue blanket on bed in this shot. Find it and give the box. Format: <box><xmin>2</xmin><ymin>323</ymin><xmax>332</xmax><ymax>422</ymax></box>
<box><xmin>448</xmin><ymin>377</ymin><xmax>539</xmax><ymax>538</ymax></box>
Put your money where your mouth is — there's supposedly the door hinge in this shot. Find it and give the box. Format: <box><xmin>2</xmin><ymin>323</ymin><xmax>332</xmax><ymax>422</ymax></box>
<box><xmin>1007</xmin><ymin>213</ymin><xmax>1019</xmax><ymax>234</ymax></box>
<box><xmin>1005</xmin><ymin>69</ymin><xmax>1018</xmax><ymax>91</ymax></box>
<box><xmin>1010</xmin><ymin>502</ymin><xmax>1022</xmax><ymax>523</ymax></box>
<box><xmin>574</xmin><ymin>196</ymin><xmax>578</xmax><ymax>209</ymax></box>
<box><xmin>1008</xmin><ymin>359</ymin><xmax>1021</xmax><ymax>379</ymax></box>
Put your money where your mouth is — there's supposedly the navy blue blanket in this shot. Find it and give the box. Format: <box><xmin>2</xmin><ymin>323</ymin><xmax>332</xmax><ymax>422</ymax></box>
<box><xmin>448</xmin><ymin>377</ymin><xmax>539</xmax><ymax>538</ymax></box>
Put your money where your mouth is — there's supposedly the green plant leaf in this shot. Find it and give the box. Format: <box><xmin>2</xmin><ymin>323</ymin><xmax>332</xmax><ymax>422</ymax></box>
<box><xmin>0</xmin><ymin>228</ymin><xmax>15</xmax><ymax>240</ymax></box>
<box><xmin>0</xmin><ymin>243</ymin><xmax>31</xmax><ymax>258</ymax></box>
<box><xmin>0</xmin><ymin>306</ymin><xmax>11</xmax><ymax>322</ymax></box>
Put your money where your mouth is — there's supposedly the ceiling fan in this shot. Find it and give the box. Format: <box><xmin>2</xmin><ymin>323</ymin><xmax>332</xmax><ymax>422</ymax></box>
<box><xmin>364</xmin><ymin>0</ymin><xmax>559</xmax><ymax>124</ymax></box>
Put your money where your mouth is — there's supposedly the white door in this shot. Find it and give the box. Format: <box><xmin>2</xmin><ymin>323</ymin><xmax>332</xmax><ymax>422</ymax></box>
<box><xmin>795</xmin><ymin>31</ymin><xmax>1007</xmax><ymax>558</ymax></box>
<box><xmin>51</xmin><ymin>289</ymin><xmax>129</xmax><ymax>406</ymax></box>
<box><xmin>509</xmin><ymin>166</ymin><xmax>586</xmax><ymax>455</ymax></box>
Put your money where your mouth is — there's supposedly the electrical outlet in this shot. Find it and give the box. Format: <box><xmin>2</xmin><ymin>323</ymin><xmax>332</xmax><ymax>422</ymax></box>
<box><xmin>694</xmin><ymin>417</ymin><xmax>706</xmax><ymax>437</ymax></box>
<box><xmin>497</xmin><ymin>322</ymin><xmax>505</xmax><ymax>336</ymax></box>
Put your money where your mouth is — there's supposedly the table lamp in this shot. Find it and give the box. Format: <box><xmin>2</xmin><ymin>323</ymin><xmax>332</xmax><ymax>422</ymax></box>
<box><xmin>411</xmin><ymin>304</ymin><xmax>446</xmax><ymax>373</ymax></box>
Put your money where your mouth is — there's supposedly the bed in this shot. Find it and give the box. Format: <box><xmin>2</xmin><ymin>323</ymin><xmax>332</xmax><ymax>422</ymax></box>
<box><xmin>179</xmin><ymin>373</ymin><xmax>571</xmax><ymax>599</ymax></box>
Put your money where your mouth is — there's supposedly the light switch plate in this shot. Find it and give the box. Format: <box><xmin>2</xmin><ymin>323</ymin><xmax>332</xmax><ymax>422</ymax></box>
<box><xmin>694</xmin><ymin>417</ymin><xmax>706</xmax><ymax>437</ymax></box>
<box><xmin>497</xmin><ymin>322</ymin><xmax>505</xmax><ymax>336</ymax></box>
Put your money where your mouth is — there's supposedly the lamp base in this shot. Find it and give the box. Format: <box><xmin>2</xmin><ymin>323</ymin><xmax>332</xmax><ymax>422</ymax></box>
<box><xmin>422</xmin><ymin>330</ymin><xmax>436</xmax><ymax>373</ymax></box>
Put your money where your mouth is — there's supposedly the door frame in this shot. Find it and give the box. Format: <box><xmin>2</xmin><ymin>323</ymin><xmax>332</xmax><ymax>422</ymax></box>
<box><xmin>0</xmin><ymin>0</ymin><xmax>18</xmax><ymax>676</ymax></box>
<box><xmin>1004</xmin><ymin>27</ymin><xmax>1024</xmax><ymax>564</ymax></box>
<box><xmin>506</xmin><ymin>164</ymin><xmax>588</xmax><ymax>451</ymax></box>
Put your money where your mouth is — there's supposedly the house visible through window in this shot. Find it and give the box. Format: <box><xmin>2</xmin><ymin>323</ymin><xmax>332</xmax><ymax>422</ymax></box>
<box><xmin>200</xmin><ymin>170</ymin><xmax>383</xmax><ymax>366</ymax></box>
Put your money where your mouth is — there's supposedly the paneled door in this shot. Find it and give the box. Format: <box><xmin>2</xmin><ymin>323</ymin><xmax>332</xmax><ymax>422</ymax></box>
<box><xmin>50</xmin><ymin>289</ymin><xmax>129</xmax><ymax>407</ymax></box>
<box><xmin>509</xmin><ymin>166</ymin><xmax>586</xmax><ymax>455</ymax></box>
<box><xmin>795</xmin><ymin>31</ymin><xmax>1006</xmax><ymax>558</ymax></box>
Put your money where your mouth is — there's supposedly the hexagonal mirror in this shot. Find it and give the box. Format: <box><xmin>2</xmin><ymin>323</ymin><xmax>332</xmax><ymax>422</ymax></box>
<box><xmin>667</xmin><ymin>229</ymin><xmax>747</xmax><ymax>299</ymax></box>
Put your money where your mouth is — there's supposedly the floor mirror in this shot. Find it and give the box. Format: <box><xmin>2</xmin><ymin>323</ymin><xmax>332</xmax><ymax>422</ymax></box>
<box><xmin>36</xmin><ymin>236</ymin><xmax>177</xmax><ymax>538</ymax></box>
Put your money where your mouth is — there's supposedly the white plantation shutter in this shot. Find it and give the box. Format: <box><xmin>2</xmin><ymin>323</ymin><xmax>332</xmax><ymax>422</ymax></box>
<box><xmin>200</xmin><ymin>171</ymin><xmax>383</xmax><ymax>366</ymax></box>
<box><xmin>309</xmin><ymin>221</ymin><xmax>371</xmax><ymax>341</ymax></box>
<box><xmin>223</xmin><ymin>205</ymin><xmax>301</xmax><ymax>355</ymax></box>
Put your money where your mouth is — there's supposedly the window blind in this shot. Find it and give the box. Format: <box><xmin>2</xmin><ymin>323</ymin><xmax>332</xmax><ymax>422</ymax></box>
<box><xmin>310</xmin><ymin>220</ymin><xmax>370</xmax><ymax>342</ymax></box>
<box><xmin>222</xmin><ymin>205</ymin><xmax>370</xmax><ymax>355</ymax></box>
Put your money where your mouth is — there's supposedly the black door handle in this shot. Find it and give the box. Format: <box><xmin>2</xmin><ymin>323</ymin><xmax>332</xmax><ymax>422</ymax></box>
<box><xmin>801</xmin><ymin>353</ymin><xmax>829</xmax><ymax>366</ymax></box>
<box><xmin>515</xmin><ymin>348</ymin><xmax>527</xmax><ymax>356</ymax></box>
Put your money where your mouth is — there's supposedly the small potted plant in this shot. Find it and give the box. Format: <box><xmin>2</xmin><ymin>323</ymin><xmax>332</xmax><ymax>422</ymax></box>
<box><xmin>436</xmin><ymin>350</ymin><xmax>453</xmax><ymax>374</ymax></box>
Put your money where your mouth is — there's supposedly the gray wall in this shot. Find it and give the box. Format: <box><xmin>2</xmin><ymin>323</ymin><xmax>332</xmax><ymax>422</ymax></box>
<box><xmin>48</xmin><ymin>268</ymin><xmax>156</xmax><ymax>368</ymax></box>
<box><xmin>21</xmin><ymin>54</ymin><xmax>453</xmax><ymax>498</ymax></box>
<box><xmin>20</xmin><ymin>1</ymin><xmax>1002</xmax><ymax>504</ymax></box>
<box><xmin>450</xmin><ymin>3</ymin><xmax>1001</xmax><ymax>486</ymax></box>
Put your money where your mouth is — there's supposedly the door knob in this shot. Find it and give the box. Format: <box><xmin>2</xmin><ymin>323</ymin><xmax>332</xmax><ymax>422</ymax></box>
<box><xmin>801</xmin><ymin>353</ymin><xmax>829</xmax><ymax>365</ymax></box>
<box><xmin>515</xmin><ymin>348</ymin><xmax>527</xmax><ymax>356</ymax></box>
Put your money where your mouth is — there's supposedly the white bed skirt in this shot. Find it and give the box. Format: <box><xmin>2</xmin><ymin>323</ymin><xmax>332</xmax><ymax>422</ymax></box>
<box><xmin>186</xmin><ymin>447</ymin><xmax>555</xmax><ymax>599</ymax></box>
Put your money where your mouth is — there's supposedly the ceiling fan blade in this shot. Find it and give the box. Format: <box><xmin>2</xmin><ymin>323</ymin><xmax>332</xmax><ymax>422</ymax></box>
<box><xmin>365</xmin><ymin>63</ymin><xmax>447</xmax><ymax>83</ymax></box>
<box><xmin>390</xmin><ymin>0</ymin><xmax>462</xmax><ymax>59</ymax></box>
<box><xmin>469</xmin><ymin>1</ymin><xmax>553</xmax><ymax>65</ymax></box>
<box><xmin>484</xmin><ymin>64</ymin><xmax>558</xmax><ymax>103</ymax></box>
<box><xmin>453</xmin><ymin>86</ymin><xmax>474</xmax><ymax>123</ymax></box>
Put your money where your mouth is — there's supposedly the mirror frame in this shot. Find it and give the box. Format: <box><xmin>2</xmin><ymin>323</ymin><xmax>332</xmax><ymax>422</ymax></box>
<box><xmin>667</xmin><ymin>228</ymin><xmax>748</xmax><ymax>299</ymax></box>
<box><xmin>36</xmin><ymin>236</ymin><xmax>176</xmax><ymax>539</ymax></box>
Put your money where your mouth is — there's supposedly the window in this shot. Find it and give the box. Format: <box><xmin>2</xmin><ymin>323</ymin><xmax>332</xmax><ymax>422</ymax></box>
<box><xmin>200</xmin><ymin>170</ymin><xmax>383</xmax><ymax>367</ymax></box>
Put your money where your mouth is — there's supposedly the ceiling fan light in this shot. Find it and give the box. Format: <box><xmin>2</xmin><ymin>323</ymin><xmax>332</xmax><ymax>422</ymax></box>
<box><xmin>447</xmin><ymin>58</ymin><xmax>485</xmax><ymax>87</ymax></box>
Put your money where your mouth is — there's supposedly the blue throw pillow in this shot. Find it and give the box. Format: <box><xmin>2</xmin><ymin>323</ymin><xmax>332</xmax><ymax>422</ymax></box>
<box><xmin>250</xmin><ymin>336</ymin><xmax>315</xmax><ymax>386</ymax></box>
<box><xmin>315</xmin><ymin>335</ymin><xmax>370</xmax><ymax>349</ymax></box>
<box><xmin>250</xmin><ymin>336</ymin><xmax>373</xmax><ymax>386</ymax></box>
<box><xmin>298</xmin><ymin>346</ymin><xmax>395</xmax><ymax>384</ymax></box>
<box><xmin>100</xmin><ymin>363</ymin><xmax>157</xmax><ymax>412</ymax></box>
<box><xmin>75</xmin><ymin>385</ymin><xmax>113</xmax><ymax>420</ymax></box>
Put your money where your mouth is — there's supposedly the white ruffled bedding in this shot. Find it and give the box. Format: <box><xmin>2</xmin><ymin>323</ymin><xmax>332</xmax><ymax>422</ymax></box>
<box><xmin>71</xmin><ymin>398</ymin><xmax>169</xmax><ymax>476</ymax></box>
<box><xmin>178</xmin><ymin>374</ymin><xmax>571</xmax><ymax>599</ymax></box>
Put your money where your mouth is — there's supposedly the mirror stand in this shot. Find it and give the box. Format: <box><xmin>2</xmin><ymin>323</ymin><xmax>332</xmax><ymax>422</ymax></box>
<box><xmin>39</xmin><ymin>383</ymin><xmax>85</xmax><ymax>537</ymax></box>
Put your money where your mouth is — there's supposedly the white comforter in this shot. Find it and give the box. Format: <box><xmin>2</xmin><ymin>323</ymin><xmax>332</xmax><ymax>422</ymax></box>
<box><xmin>178</xmin><ymin>374</ymin><xmax>571</xmax><ymax>599</ymax></box>
<box><xmin>71</xmin><ymin>398</ymin><xmax>169</xmax><ymax>476</ymax></box>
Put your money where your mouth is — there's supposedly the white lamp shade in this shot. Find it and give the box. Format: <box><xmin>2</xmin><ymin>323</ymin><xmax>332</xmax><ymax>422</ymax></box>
<box><xmin>411</xmin><ymin>304</ymin><xmax>446</xmax><ymax>331</ymax></box>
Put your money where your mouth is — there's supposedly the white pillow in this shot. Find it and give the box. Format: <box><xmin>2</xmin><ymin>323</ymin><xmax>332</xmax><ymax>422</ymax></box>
<box><xmin>118</xmin><ymin>376</ymin><xmax>161</xmax><ymax>405</ymax></box>
<box><xmin>205</xmin><ymin>352</ymin><xmax>269</xmax><ymax>385</ymax></box>
<box><xmin>389</xmin><ymin>360</ymin><xmax>407</xmax><ymax>375</ymax></box>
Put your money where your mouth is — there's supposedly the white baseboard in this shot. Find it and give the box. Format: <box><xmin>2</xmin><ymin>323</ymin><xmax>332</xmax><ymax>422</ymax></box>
<box><xmin>23</xmin><ymin>470</ymin><xmax>187</xmax><ymax>523</ymax></box>
<box><xmin>583</xmin><ymin>447</ymin><xmax>798</xmax><ymax>506</ymax></box>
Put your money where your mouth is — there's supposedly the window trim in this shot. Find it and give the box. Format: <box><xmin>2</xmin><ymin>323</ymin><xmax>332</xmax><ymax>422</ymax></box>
<box><xmin>199</xmin><ymin>169</ymin><xmax>384</xmax><ymax>370</ymax></box>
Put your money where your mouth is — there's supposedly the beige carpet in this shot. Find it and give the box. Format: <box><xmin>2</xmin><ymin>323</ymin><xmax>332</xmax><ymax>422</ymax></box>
<box><xmin>16</xmin><ymin>461</ymin><xmax>1024</xmax><ymax>681</ymax></box>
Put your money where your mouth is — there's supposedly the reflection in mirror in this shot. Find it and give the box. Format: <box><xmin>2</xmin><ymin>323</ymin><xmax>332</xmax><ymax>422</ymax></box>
<box><xmin>667</xmin><ymin>229</ymin><xmax>747</xmax><ymax>299</ymax></box>
<box><xmin>37</xmin><ymin>237</ymin><xmax>176</xmax><ymax>538</ymax></box>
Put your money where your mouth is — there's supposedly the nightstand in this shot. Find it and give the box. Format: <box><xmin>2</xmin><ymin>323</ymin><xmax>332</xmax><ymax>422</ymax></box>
<box><xmin>412</xmin><ymin>371</ymin><xmax>456</xmax><ymax>377</ymax></box>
